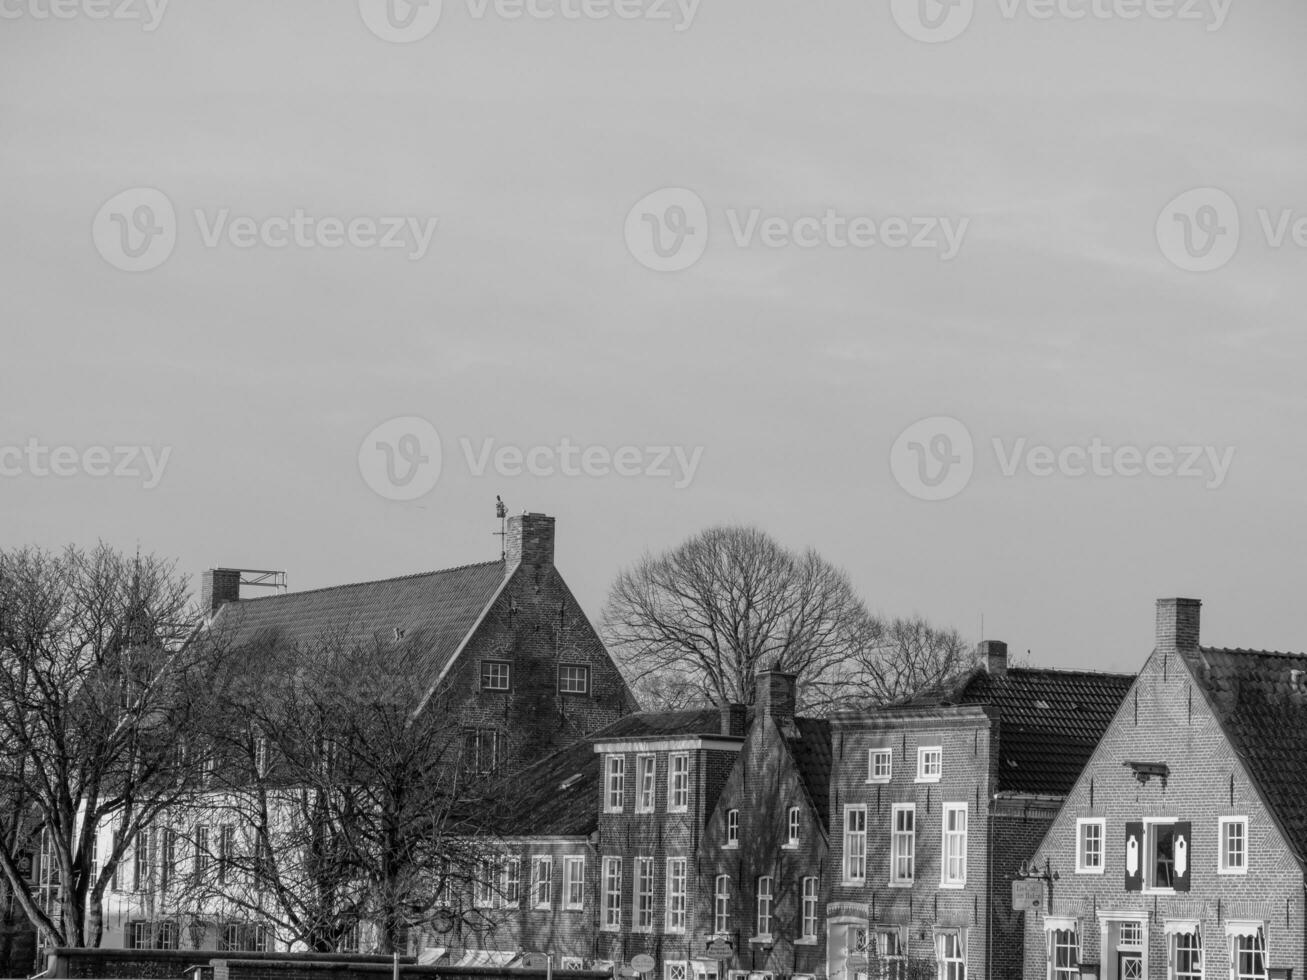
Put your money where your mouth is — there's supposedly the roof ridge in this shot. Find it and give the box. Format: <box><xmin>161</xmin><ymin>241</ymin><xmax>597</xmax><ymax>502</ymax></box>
<box><xmin>1198</xmin><ymin>645</ymin><xmax>1307</xmax><ymax>660</ymax></box>
<box><xmin>226</xmin><ymin>560</ymin><xmax>506</xmax><ymax>605</ymax></box>
<box><xmin>1003</xmin><ymin>666</ymin><xmax>1135</xmax><ymax>680</ymax></box>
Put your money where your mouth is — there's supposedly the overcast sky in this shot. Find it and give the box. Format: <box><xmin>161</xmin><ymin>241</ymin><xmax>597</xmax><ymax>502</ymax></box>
<box><xmin>2</xmin><ymin>0</ymin><xmax>1305</xmax><ymax>675</ymax></box>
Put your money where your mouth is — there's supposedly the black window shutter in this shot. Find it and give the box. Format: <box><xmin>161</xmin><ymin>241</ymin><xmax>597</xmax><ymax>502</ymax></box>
<box><xmin>1172</xmin><ymin>821</ymin><xmax>1192</xmax><ymax>892</ymax></box>
<box><xmin>1124</xmin><ymin>821</ymin><xmax>1144</xmax><ymax>892</ymax></box>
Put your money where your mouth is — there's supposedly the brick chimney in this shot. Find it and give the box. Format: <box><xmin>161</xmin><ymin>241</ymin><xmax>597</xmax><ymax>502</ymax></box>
<box><xmin>719</xmin><ymin>703</ymin><xmax>747</xmax><ymax>737</ymax></box>
<box><xmin>201</xmin><ymin>568</ymin><xmax>241</xmax><ymax>616</ymax></box>
<box><xmin>755</xmin><ymin>671</ymin><xmax>797</xmax><ymax>722</ymax></box>
<box><xmin>980</xmin><ymin>640</ymin><xmax>1008</xmax><ymax>677</ymax></box>
<box><xmin>1156</xmin><ymin>597</ymin><xmax>1201</xmax><ymax>651</ymax></box>
<box><xmin>505</xmin><ymin>513</ymin><xmax>555</xmax><ymax>568</ymax></box>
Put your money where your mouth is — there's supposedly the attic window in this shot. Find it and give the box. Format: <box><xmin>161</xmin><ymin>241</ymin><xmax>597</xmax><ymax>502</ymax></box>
<box><xmin>559</xmin><ymin>773</ymin><xmax>583</xmax><ymax>791</ymax></box>
<box><xmin>1035</xmin><ymin>700</ymin><xmax>1051</xmax><ymax>710</ymax></box>
<box><xmin>393</xmin><ymin>628</ymin><xmax>407</xmax><ymax>641</ymax></box>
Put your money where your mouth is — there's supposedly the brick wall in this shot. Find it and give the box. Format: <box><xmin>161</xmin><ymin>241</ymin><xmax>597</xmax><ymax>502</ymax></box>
<box><xmin>828</xmin><ymin>710</ymin><xmax>996</xmax><ymax>980</ymax></box>
<box><xmin>1020</xmin><ymin>650</ymin><xmax>1306</xmax><ymax>980</ymax></box>
<box><xmin>699</xmin><ymin>715</ymin><xmax>831</xmax><ymax>978</ymax></box>
<box><xmin>46</xmin><ymin>947</ymin><xmax>406</xmax><ymax>978</ymax></box>
<box><xmin>452</xmin><ymin>563</ymin><xmax>637</xmax><ymax>773</ymax></box>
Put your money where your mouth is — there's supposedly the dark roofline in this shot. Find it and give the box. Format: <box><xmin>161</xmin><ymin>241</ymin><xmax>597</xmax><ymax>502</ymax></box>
<box><xmin>1199</xmin><ymin>645</ymin><xmax>1307</xmax><ymax>659</ymax></box>
<box><xmin>1177</xmin><ymin>649</ymin><xmax>1307</xmax><ymax>870</ymax></box>
<box><xmin>217</xmin><ymin>560</ymin><xmax>506</xmax><ymax>608</ymax></box>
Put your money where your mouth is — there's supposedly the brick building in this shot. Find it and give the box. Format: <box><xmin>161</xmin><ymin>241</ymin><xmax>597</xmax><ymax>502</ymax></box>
<box><xmin>699</xmin><ymin>673</ymin><xmax>832</xmax><ymax>980</ymax></box>
<box><xmin>1021</xmin><ymin>599</ymin><xmax>1307</xmax><ymax>980</ymax></box>
<box><xmin>95</xmin><ymin>513</ymin><xmax>637</xmax><ymax>952</ymax></box>
<box><xmin>827</xmin><ymin>643</ymin><xmax>1132</xmax><ymax>980</ymax></box>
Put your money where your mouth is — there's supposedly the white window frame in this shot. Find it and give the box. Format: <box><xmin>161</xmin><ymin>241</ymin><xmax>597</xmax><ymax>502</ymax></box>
<box><xmin>1076</xmin><ymin>818</ymin><xmax>1106</xmax><ymax>874</ymax></box>
<box><xmin>532</xmin><ymin>855</ymin><xmax>553</xmax><ymax>909</ymax></box>
<box><xmin>1171</xmin><ymin>928</ymin><xmax>1202</xmax><ymax>980</ymax></box>
<box><xmin>1049</xmin><ymin>928</ymin><xmax>1079</xmax><ymax>980</ymax></box>
<box><xmin>476</xmin><ymin>857</ymin><xmax>497</xmax><ymax>907</ymax></box>
<box><xmin>605</xmin><ymin>755</ymin><xmax>625</xmax><ymax>814</ymax></box>
<box><xmin>877</xmin><ymin>927</ymin><xmax>908</xmax><ymax>980</ymax></box>
<box><xmin>502</xmin><ymin>857</ymin><xmax>521</xmax><ymax>906</ymax></box>
<box><xmin>480</xmin><ymin>660</ymin><xmax>511</xmax><ymax>691</ymax></box>
<box><xmin>636</xmin><ymin>754</ymin><xmax>657</xmax><ymax>813</ymax></box>
<box><xmin>891</xmin><ymin>804</ymin><xmax>915</xmax><ymax>886</ymax></box>
<box><xmin>558</xmin><ymin>663</ymin><xmax>590</xmax><ymax>695</ymax></box>
<box><xmin>1143</xmin><ymin>817</ymin><xmax>1181</xmax><ymax>893</ymax></box>
<box><xmin>714</xmin><ymin>874</ymin><xmax>731</xmax><ymax>935</ymax></box>
<box><xmin>563</xmin><ymin>855</ymin><xmax>585</xmax><ymax>911</ymax></box>
<box><xmin>1228</xmin><ymin>924</ymin><xmax>1267</xmax><ymax>980</ymax></box>
<box><xmin>844</xmin><ymin>805</ymin><xmax>867</xmax><ymax>884</ymax></box>
<box><xmin>666</xmin><ymin>857</ymin><xmax>688</xmax><ymax>933</ymax></box>
<box><xmin>941</xmin><ymin>803</ymin><xmax>967</xmax><ymax>887</ymax></box>
<box><xmin>601</xmin><ymin>856</ymin><xmax>621</xmax><ymax>929</ymax></box>
<box><xmin>786</xmin><ymin>806</ymin><xmax>802</xmax><ymax>847</ymax></box>
<box><xmin>725</xmin><ymin>809</ymin><xmax>739</xmax><ymax>848</ymax></box>
<box><xmin>801</xmin><ymin>877</ymin><xmax>818</xmax><ymax>939</ymax></box>
<box><xmin>1219</xmin><ymin>817</ymin><xmax>1248</xmax><ymax>875</ymax></box>
<box><xmin>917</xmin><ymin>746</ymin><xmax>942</xmax><ymax>783</ymax></box>
<box><xmin>937</xmin><ymin>929</ymin><xmax>967</xmax><ymax>980</ymax></box>
<box><xmin>668</xmin><ymin>753</ymin><xmax>690</xmax><ymax>813</ymax></box>
<box><xmin>755</xmin><ymin>875</ymin><xmax>774</xmax><ymax>939</ymax></box>
<box><xmin>869</xmin><ymin>748</ymin><xmax>893</xmax><ymax>784</ymax></box>
<box><xmin>634</xmin><ymin>856</ymin><xmax>655</xmax><ymax>933</ymax></box>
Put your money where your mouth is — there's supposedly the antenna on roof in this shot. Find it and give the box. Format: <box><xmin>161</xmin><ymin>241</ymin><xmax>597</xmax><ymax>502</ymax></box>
<box><xmin>494</xmin><ymin>496</ymin><xmax>508</xmax><ymax>560</ymax></box>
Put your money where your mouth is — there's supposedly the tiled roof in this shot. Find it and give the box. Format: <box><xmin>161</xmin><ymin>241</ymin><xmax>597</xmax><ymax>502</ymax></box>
<box><xmin>592</xmin><ymin>707</ymin><xmax>736</xmax><ymax>740</ymax></box>
<box><xmin>496</xmin><ymin>736</ymin><xmax>602</xmax><ymax>837</ymax></box>
<box><xmin>916</xmin><ymin>665</ymin><xmax>1133</xmax><ymax>795</ymax></box>
<box><xmin>209</xmin><ymin>561</ymin><xmax>506</xmax><ymax>681</ymax></box>
<box><xmin>789</xmin><ymin>717</ymin><xmax>832</xmax><ymax>832</ymax></box>
<box><xmin>1182</xmin><ymin>646</ymin><xmax>1307</xmax><ymax>862</ymax></box>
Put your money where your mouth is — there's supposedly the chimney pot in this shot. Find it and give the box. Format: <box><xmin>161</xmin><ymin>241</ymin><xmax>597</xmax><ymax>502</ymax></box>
<box><xmin>980</xmin><ymin>640</ymin><xmax>1008</xmax><ymax>677</ymax></box>
<box><xmin>201</xmin><ymin>568</ymin><xmax>241</xmax><ymax>617</ymax></box>
<box><xmin>1156</xmin><ymin>598</ymin><xmax>1201</xmax><ymax>651</ymax></box>
<box><xmin>506</xmin><ymin>513</ymin><xmax>555</xmax><ymax>568</ymax></box>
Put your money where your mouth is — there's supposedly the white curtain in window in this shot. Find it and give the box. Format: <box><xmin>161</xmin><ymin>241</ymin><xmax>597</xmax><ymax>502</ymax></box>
<box><xmin>1043</xmin><ymin>918</ymin><xmax>1081</xmax><ymax>959</ymax></box>
<box><xmin>1225</xmin><ymin>922</ymin><xmax>1264</xmax><ymax>940</ymax></box>
<box><xmin>1163</xmin><ymin>920</ymin><xmax>1201</xmax><ymax>936</ymax></box>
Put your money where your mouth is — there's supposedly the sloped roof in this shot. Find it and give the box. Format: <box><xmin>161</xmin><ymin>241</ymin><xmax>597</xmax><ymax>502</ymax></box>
<box><xmin>789</xmin><ymin>717</ymin><xmax>832</xmax><ymax>832</ymax></box>
<box><xmin>209</xmin><ymin>561</ymin><xmax>506</xmax><ymax>681</ymax></box>
<box><xmin>497</xmin><ymin>736</ymin><xmax>602</xmax><ymax>837</ymax></box>
<box><xmin>1182</xmin><ymin>646</ymin><xmax>1307</xmax><ymax>862</ymax></box>
<box><xmin>912</xmin><ymin>665</ymin><xmax>1133</xmax><ymax>795</ymax></box>
<box><xmin>592</xmin><ymin>706</ymin><xmax>737</xmax><ymax>741</ymax></box>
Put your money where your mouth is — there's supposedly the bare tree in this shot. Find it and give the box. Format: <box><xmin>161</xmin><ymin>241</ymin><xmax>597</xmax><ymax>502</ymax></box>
<box><xmin>603</xmin><ymin>526</ymin><xmax>872</xmax><ymax>712</ymax></box>
<box><xmin>838</xmin><ymin>616</ymin><xmax>975</xmax><ymax>707</ymax></box>
<box><xmin>0</xmin><ymin>543</ymin><xmax>214</xmax><ymax>948</ymax></box>
<box><xmin>162</xmin><ymin>633</ymin><xmax>510</xmax><ymax>954</ymax></box>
